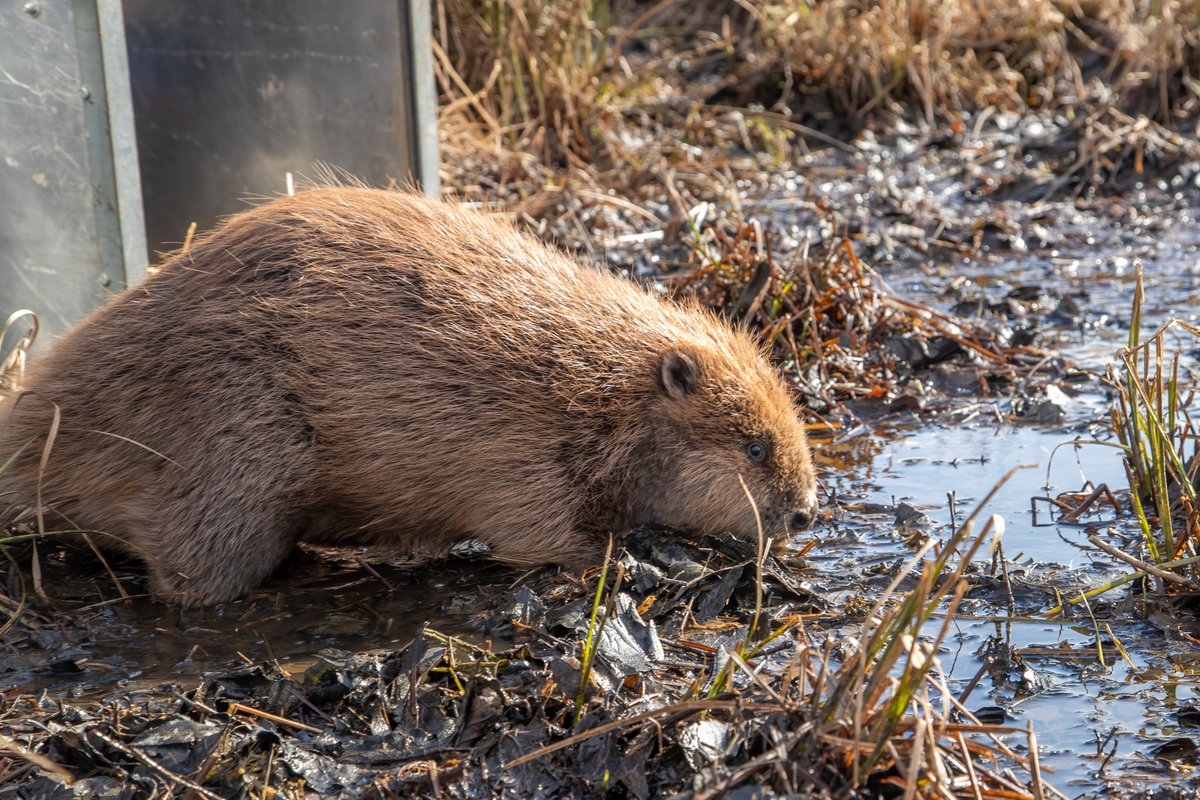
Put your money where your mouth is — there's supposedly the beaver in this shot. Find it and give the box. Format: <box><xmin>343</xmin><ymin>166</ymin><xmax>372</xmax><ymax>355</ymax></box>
<box><xmin>0</xmin><ymin>188</ymin><xmax>818</xmax><ymax>606</ymax></box>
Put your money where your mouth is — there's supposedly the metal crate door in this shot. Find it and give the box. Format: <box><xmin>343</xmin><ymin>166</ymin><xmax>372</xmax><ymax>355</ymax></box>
<box><xmin>121</xmin><ymin>0</ymin><xmax>441</xmax><ymax>259</ymax></box>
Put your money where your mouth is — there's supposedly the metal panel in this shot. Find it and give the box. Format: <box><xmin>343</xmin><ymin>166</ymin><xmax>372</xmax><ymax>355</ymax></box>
<box><xmin>0</xmin><ymin>0</ymin><xmax>144</xmax><ymax>342</ymax></box>
<box><xmin>121</xmin><ymin>0</ymin><xmax>440</xmax><ymax>257</ymax></box>
<box><xmin>97</xmin><ymin>0</ymin><xmax>148</xmax><ymax>286</ymax></box>
<box><xmin>0</xmin><ymin>0</ymin><xmax>438</xmax><ymax>348</ymax></box>
<box><xmin>404</xmin><ymin>0</ymin><xmax>440</xmax><ymax>197</ymax></box>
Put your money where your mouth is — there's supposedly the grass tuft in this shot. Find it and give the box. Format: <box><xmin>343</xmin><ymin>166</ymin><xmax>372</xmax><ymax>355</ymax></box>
<box><xmin>575</xmin><ymin>536</ymin><xmax>621</xmax><ymax>722</ymax></box>
<box><xmin>1107</xmin><ymin>264</ymin><xmax>1200</xmax><ymax>590</ymax></box>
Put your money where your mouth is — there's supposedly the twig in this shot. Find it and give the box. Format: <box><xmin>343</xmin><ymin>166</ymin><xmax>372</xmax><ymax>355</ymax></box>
<box><xmin>222</xmin><ymin>701</ymin><xmax>321</xmax><ymax>734</ymax></box>
<box><xmin>86</xmin><ymin>730</ymin><xmax>224</xmax><ymax>800</ymax></box>
<box><xmin>1087</xmin><ymin>533</ymin><xmax>1200</xmax><ymax>590</ymax></box>
<box><xmin>0</xmin><ymin>733</ymin><xmax>74</xmax><ymax>784</ymax></box>
<box><xmin>504</xmin><ymin>699</ymin><xmax>776</xmax><ymax>768</ymax></box>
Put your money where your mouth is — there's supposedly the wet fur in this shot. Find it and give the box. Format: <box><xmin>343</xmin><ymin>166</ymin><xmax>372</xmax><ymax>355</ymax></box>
<box><xmin>0</xmin><ymin>189</ymin><xmax>817</xmax><ymax>606</ymax></box>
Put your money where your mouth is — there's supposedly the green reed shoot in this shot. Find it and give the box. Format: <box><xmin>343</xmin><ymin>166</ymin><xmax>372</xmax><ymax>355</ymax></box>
<box><xmin>1109</xmin><ymin>264</ymin><xmax>1200</xmax><ymax>579</ymax></box>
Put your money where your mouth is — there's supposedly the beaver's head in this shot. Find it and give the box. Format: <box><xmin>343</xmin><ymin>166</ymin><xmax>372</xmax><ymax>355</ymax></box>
<box><xmin>633</xmin><ymin>340</ymin><xmax>819</xmax><ymax>545</ymax></box>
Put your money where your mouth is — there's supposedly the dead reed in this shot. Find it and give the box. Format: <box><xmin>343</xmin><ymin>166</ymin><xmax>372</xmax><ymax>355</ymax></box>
<box><xmin>730</xmin><ymin>0</ymin><xmax>1199</xmax><ymax>125</ymax></box>
<box><xmin>674</xmin><ymin>213</ymin><xmax>1052</xmax><ymax>412</ymax></box>
<box><xmin>435</xmin><ymin>0</ymin><xmax>1200</xmax><ymax>205</ymax></box>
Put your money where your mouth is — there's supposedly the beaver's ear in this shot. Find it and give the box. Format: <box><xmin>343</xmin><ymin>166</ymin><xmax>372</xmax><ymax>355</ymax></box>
<box><xmin>659</xmin><ymin>348</ymin><xmax>700</xmax><ymax>400</ymax></box>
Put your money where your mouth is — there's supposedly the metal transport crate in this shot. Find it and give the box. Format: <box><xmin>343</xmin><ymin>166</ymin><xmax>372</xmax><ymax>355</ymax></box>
<box><xmin>1</xmin><ymin>0</ymin><xmax>438</xmax><ymax>346</ymax></box>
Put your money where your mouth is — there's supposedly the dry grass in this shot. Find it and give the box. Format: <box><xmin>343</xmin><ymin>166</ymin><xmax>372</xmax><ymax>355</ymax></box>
<box><xmin>1074</xmin><ymin>0</ymin><xmax>1200</xmax><ymax>121</ymax></box>
<box><xmin>734</xmin><ymin>0</ymin><xmax>1199</xmax><ymax>124</ymax></box>
<box><xmin>735</xmin><ymin>0</ymin><xmax>1074</xmax><ymax>123</ymax></box>
<box><xmin>435</xmin><ymin>0</ymin><xmax>1200</xmax><ymax>201</ymax></box>
<box><xmin>672</xmin><ymin>213</ymin><xmax>1057</xmax><ymax>411</ymax></box>
<box><xmin>435</xmin><ymin>0</ymin><xmax>614</xmax><ymax>177</ymax></box>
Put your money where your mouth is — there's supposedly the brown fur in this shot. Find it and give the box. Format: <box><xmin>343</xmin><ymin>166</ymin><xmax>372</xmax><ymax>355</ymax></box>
<box><xmin>0</xmin><ymin>188</ymin><xmax>818</xmax><ymax>606</ymax></box>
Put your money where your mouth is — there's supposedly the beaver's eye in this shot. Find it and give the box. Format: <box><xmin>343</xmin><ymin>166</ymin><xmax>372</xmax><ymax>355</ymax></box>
<box><xmin>746</xmin><ymin>441</ymin><xmax>767</xmax><ymax>462</ymax></box>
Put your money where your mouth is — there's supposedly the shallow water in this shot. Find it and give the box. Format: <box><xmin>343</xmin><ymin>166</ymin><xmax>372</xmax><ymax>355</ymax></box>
<box><xmin>805</xmin><ymin>214</ymin><xmax>1200</xmax><ymax>789</ymax></box>
<box><xmin>821</xmin><ymin>418</ymin><xmax>1167</xmax><ymax>789</ymax></box>
<box><xmin>2</xmin><ymin>553</ymin><xmax>512</xmax><ymax>696</ymax></box>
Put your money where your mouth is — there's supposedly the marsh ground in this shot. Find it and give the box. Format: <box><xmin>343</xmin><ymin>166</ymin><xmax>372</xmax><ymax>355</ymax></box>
<box><xmin>4</xmin><ymin>1</ymin><xmax>1200</xmax><ymax>796</ymax></box>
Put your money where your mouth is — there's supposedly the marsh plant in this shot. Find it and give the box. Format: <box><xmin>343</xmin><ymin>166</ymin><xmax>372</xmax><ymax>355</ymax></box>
<box><xmin>1108</xmin><ymin>265</ymin><xmax>1200</xmax><ymax>588</ymax></box>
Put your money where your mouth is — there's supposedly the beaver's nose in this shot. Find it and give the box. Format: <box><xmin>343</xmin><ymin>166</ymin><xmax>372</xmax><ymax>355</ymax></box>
<box><xmin>790</xmin><ymin>507</ymin><xmax>815</xmax><ymax>530</ymax></box>
<box><xmin>790</xmin><ymin>493</ymin><xmax>819</xmax><ymax>530</ymax></box>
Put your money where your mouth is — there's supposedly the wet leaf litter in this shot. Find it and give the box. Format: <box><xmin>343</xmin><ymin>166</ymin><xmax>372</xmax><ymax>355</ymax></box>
<box><xmin>0</xmin><ymin>528</ymin><xmax>1044</xmax><ymax>799</ymax></box>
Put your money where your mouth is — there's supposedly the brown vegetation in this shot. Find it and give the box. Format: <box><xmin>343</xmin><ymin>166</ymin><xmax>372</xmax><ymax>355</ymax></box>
<box><xmin>435</xmin><ymin>0</ymin><xmax>1199</xmax><ymax>202</ymax></box>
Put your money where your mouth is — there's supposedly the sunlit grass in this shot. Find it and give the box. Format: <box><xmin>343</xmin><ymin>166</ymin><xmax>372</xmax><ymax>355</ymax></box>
<box><xmin>436</xmin><ymin>0</ymin><xmax>1200</xmax><ymax>198</ymax></box>
<box><xmin>1108</xmin><ymin>264</ymin><xmax>1200</xmax><ymax>586</ymax></box>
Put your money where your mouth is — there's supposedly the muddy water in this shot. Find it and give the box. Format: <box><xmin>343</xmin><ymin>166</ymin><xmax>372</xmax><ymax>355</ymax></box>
<box><xmin>2</xmin><ymin>554</ymin><xmax>513</xmax><ymax>696</ymax></box>
<box><xmin>822</xmin><ymin>420</ymin><xmax>1160</xmax><ymax>789</ymax></box>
